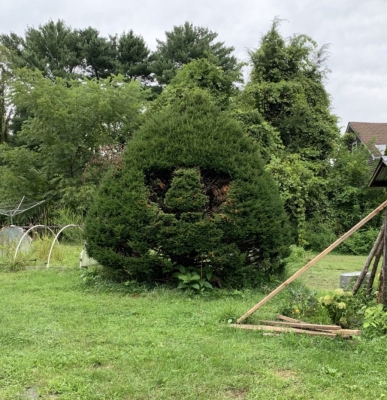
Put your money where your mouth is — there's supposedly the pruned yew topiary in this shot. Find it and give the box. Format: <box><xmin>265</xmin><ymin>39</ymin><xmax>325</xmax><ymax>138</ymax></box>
<box><xmin>84</xmin><ymin>89</ymin><xmax>291</xmax><ymax>287</ymax></box>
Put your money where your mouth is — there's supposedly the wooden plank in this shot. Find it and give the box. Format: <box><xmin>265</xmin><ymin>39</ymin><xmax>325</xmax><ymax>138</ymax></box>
<box><xmin>229</xmin><ymin>324</ymin><xmax>338</xmax><ymax>337</ymax></box>
<box><xmin>277</xmin><ymin>314</ymin><xmax>303</xmax><ymax>323</ymax></box>
<box><xmin>236</xmin><ymin>199</ymin><xmax>387</xmax><ymax>324</ymax></box>
<box><xmin>332</xmin><ymin>329</ymin><xmax>361</xmax><ymax>336</ymax></box>
<box><xmin>230</xmin><ymin>324</ymin><xmax>359</xmax><ymax>338</ymax></box>
<box><xmin>259</xmin><ymin>320</ymin><xmax>342</xmax><ymax>331</ymax></box>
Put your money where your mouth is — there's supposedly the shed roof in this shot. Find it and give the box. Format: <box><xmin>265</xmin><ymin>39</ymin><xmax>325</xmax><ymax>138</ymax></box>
<box><xmin>368</xmin><ymin>156</ymin><xmax>387</xmax><ymax>187</ymax></box>
<box><xmin>347</xmin><ymin>122</ymin><xmax>387</xmax><ymax>158</ymax></box>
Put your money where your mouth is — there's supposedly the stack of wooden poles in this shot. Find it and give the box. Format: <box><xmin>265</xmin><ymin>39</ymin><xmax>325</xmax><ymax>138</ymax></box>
<box><xmin>230</xmin><ymin>315</ymin><xmax>361</xmax><ymax>338</ymax></box>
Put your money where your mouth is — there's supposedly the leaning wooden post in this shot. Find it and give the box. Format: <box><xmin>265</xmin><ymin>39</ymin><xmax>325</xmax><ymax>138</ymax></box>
<box><xmin>382</xmin><ymin>210</ymin><xmax>387</xmax><ymax>307</ymax></box>
<box><xmin>237</xmin><ymin>200</ymin><xmax>387</xmax><ymax>324</ymax></box>
<box><xmin>353</xmin><ymin>221</ymin><xmax>385</xmax><ymax>294</ymax></box>
<box><xmin>367</xmin><ymin>240</ymin><xmax>383</xmax><ymax>293</ymax></box>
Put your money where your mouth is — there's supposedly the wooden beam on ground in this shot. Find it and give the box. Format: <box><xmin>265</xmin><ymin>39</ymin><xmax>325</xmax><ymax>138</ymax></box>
<box><xmin>229</xmin><ymin>324</ymin><xmax>360</xmax><ymax>338</ymax></box>
<box><xmin>353</xmin><ymin>221</ymin><xmax>385</xmax><ymax>294</ymax></box>
<box><xmin>277</xmin><ymin>315</ymin><xmax>303</xmax><ymax>323</ymax></box>
<box><xmin>259</xmin><ymin>320</ymin><xmax>342</xmax><ymax>331</ymax></box>
<box><xmin>236</xmin><ymin>199</ymin><xmax>387</xmax><ymax>324</ymax></box>
<box><xmin>230</xmin><ymin>324</ymin><xmax>338</xmax><ymax>337</ymax></box>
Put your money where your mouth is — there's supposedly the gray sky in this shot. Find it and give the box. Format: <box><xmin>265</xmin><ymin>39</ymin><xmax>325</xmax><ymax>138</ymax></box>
<box><xmin>2</xmin><ymin>0</ymin><xmax>386</xmax><ymax>131</ymax></box>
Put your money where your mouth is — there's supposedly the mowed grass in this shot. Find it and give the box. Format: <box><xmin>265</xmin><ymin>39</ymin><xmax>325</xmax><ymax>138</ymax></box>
<box><xmin>1</xmin><ymin>253</ymin><xmax>387</xmax><ymax>399</ymax></box>
<box><xmin>288</xmin><ymin>252</ymin><xmax>369</xmax><ymax>291</ymax></box>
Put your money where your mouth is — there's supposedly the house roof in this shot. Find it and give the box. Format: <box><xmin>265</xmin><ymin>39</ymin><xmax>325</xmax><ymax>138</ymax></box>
<box><xmin>347</xmin><ymin>122</ymin><xmax>387</xmax><ymax>158</ymax></box>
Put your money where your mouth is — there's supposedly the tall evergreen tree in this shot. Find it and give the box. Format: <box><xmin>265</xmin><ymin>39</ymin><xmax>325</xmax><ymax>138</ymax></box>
<box><xmin>116</xmin><ymin>30</ymin><xmax>151</xmax><ymax>80</ymax></box>
<box><xmin>151</xmin><ymin>22</ymin><xmax>241</xmax><ymax>85</ymax></box>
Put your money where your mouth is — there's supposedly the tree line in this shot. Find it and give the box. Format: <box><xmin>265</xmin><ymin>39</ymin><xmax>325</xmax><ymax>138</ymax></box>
<box><xmin>0</xmin><ymin>18</ymin><xmax>383</xmax><ymax>252</ymax></box>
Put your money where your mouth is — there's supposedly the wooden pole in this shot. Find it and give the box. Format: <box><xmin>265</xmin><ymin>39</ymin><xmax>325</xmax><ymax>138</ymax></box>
<box><xmin>236</xmin><ymin>199</ymin><xmax>387</xmax><ymax>324</ymax></box>
<box><xmin>382</xmin><ymin>211</ymin><xmax>387</xmax><ymax>307</ymax></box>
<box><xmin>367</xmin><ymin>240</ymin><xmax>383</xmax><ymax>293</ymax></box>
<box><xmin>353</xmin><ymin>221</ymin><xmax>385</xmax><ymax>294</ymax></box>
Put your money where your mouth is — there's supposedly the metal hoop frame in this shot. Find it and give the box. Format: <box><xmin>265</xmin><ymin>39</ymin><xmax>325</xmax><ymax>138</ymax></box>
<box><xmin>13</xmin><ymin>225</ymin><xmax>55</xmax><ymax>261</ymax></box>
<box><xmin>46</xmin><ymin>224</ymin><xmax>83</xmax><ymax>268</ymax></box>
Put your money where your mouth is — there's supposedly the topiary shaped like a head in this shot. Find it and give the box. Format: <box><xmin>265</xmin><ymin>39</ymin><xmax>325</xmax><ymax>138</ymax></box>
<box><xmin>85</xmin><ymin>89</ymin><xmax>290</xmax><ymax>287</ymax></box>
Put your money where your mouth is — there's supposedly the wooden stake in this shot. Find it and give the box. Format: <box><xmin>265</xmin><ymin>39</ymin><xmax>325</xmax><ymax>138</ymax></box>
<box><xmin>236</xmin><ymin>200</ymin><xmax>387</xmax><ymax>324</ymax></box>
<box><xmin>367</xmin><ymin>240</ymin><xmax>383</xmax><ymax>293</ymax></box>
<box><xmin>382</xmin><ymin>210</ymin><xmax>387</xmax><ymax>307</ymax></box>
<box><xmin>353</xmin><ymin>221</ymin><xmax>385</xmax><ymax>294</ymax></box>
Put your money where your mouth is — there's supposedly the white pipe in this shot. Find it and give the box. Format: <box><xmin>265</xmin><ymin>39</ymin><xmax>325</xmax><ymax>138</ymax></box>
<box><xmin>13</xmin><ymin>225</ymin><xmax>55</xmax><ymax>261</ymax></box>
<box><xmin>46</xmin><ymin>224</ymin><xmax>83</xmax><ymax>268</ymax></box>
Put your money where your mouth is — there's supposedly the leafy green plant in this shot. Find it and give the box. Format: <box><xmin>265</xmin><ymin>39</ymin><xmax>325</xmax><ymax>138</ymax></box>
<box><xmin>173</xmin><ymin>266</ymin><xmax>213</xmax><ymax>292</ymax></box>
<box><xmin>362</xmin><ymin>304</ymin><xmax>387</xmax><ymax>338</ymax></box>
<box><xmin>279</xmin><ymin>284</ymin><xmax>322</xmax><ymax>320</ymax></box>
<box><xmin>285</xmin><ymin>245</ymin><xmax>307</xmax><ymax>263</ymax></box>
<box><xmin>319</xmin><ymin>288</ymin><xmax>375</xmax><ymax>328</ymax></box>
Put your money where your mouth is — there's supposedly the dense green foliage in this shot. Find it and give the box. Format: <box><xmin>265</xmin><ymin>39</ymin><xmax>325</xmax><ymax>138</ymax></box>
<box><xmin>0</xmin><ymin>69</ymin><xmax>145</xmax><ymax>211</ymax></box>
<box><xmin>1</xmin><ymin>17</ymin><xmax>384</xmax><ymax>269</ymax></box>
<box><xmin>85</xmin><ymin>90</ymin><xmax>291</xmax><ymax>286</ymax></box>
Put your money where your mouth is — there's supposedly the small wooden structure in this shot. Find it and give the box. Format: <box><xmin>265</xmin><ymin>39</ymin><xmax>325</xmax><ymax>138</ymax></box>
<box><xmin>354</xmin><ymin>156</ymin><xmax>387</xmax><ymax>305</ymax></box>
<box><xmin>233</xmin><ymin>166</ymin><xmax>387</xmax><ymax>335</ymax></box>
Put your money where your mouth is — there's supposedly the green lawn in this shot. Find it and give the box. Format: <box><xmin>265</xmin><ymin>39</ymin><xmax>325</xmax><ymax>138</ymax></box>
<box><xmin>1</xmin><ymin>253</ymin><xmax>386</xmax><ymax>399</ymax></box>
<box><xmin>288</xmin><ymin>252</ymin><xmax>368</xmax><ymax>291</ymax></box>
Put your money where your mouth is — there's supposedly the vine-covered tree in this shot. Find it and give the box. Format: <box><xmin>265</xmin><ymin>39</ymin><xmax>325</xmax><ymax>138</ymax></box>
<box><xmin>246</xmin><ymin>20</ymin><xmax>340</xmax><ymax>244</ymax></box>
<box><xmin>84</xmin><ymin>89</ymin><xmax>290</xmax><ymax>287</ymax></box>
<box><xmin>151</xmin><ymin>22</ymin><xmax>241</xmax><ymax>85</ymax></box>
<box><xmin>247</xmin><ymin>20</ymin><xmax>339</xmax><ymax>159</ymax></box>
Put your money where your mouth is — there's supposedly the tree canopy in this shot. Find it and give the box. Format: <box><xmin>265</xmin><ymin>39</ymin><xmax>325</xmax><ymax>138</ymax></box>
<box><xmin>0</xmin><ymin>69</ymin><xmax>146</xmax><ymax>211</ymax></box>
<box><xmin>0</xmin><ymin>17</ymin><xmax>380</xmax><ymax>259</ymax></box>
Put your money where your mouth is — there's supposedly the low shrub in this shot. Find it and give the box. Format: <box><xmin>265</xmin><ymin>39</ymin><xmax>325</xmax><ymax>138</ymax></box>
<box><xmin>278</xmin><ymin>284</ymin><xmax>329</xmax><ymax>323</ymax></box>
<box><xmin>362</xmin><ymin>304</ymin><xmax>387</xmax><ymax>338</ymax></box>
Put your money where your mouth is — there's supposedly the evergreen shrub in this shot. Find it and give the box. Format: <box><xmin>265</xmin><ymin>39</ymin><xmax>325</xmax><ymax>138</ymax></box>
<box><xmin>84</xmin><ymin>89</ymin><xmax>291</xmax><ymax>287</ymax></box>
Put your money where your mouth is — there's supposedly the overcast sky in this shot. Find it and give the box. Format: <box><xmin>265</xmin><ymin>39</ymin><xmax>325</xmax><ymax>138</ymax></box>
<box><xmin>1</xmin><ymin>0</ymin><xmax>386</xmax><ymax>131</ymax></box>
